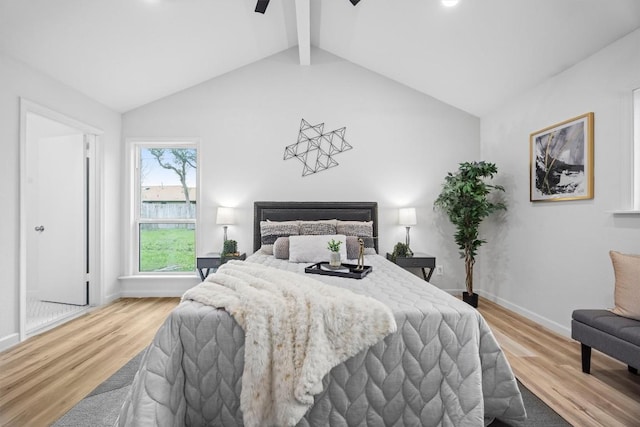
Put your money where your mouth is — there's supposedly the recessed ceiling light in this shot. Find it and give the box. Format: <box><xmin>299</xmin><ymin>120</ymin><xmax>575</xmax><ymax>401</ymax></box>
<box><xmin>442</xmin><ymin>0</ymin><xmax>460</xmax><ymax>7</ymax></box>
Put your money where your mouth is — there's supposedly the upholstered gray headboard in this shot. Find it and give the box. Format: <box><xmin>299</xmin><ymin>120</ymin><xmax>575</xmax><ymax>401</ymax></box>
<box><xmin>253</xmin><ymin>201</ymin><xmax>378</xmax><ymax>253</ymax></box>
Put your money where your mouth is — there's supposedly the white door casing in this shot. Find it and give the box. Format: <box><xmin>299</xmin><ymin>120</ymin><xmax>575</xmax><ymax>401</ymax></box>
<box><xmin>19</xmin><ymin>99</ymin><xmax>103</xmax><ymax>340</ymax></box>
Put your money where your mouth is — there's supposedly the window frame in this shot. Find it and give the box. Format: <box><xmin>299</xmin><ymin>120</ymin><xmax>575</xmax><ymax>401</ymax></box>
<box><xmin>128</xmin><ymin>138</ymin><xmax>200</xmax><ymax>275</ymax></box>
<box><xmin>633</xmin><ymin>88</ymin><xmax>640</xmax><ymax>210</ymax></box>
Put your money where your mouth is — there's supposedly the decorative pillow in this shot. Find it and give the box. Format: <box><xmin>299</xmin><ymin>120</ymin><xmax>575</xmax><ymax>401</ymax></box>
<box><xmin>260</xmin><ymin>220</ymin><xmax>300</xmax><ymax>255</ymax></box>
<box><xmin>289</xmin><ymin>234</ymin><xmax>347</xmax><ymax>263</ymax></box>
<box><xmin>299</xmin><ymin>220</ymin><xmax>338</xmax><ymax>236</ymax></box>
<box><xmin>273</xmin><ymin>237</ymin><xmax>290</xmax><ymax>260</ymax></box>
<box><xmin>277</xmin><ymin>235</ymin><xmax>360</xmax><ymax>260</ymax></box>
<box><xmin>610</xmin><ymin>250</ymin><xmax>640</xmax><ymax>320</ymax></box>
<box><xmin>346</xmin><ymin>236</ymin><xmax>360</xmax><ymax>259</ymax></box>
<box><xmin>336</xmin><ymin>220</ymin><xmax>376</xmax><ymax>253</ymax></box>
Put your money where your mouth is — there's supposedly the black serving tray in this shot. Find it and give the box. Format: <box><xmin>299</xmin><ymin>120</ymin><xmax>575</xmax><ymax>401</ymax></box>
<box><xmin>305</xmin><ymin>262</ymin><xmax>372</xmax><ymax>279</ymax></box>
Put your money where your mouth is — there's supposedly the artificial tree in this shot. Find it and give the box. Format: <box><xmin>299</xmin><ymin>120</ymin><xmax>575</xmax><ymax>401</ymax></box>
<box><xmin>434</xmin><ymin>161</ymin><xmax>506</xmax><ymax>307</ymax></box>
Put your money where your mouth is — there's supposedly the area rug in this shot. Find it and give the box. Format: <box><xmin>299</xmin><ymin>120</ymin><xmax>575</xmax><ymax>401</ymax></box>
<box><xmin>489</xmin><ymin>384</ymin><xmax>570</xmax><ymax>426</ymax></box>
<box><xmin>53</xmin><ymin>351</ymin><xmax>145</xmax><ymax>427</ymax></box>
<box><xmin>53</xmin><ymin>349</ymin><xmax>569</xmax><ymax>426</ymax></box>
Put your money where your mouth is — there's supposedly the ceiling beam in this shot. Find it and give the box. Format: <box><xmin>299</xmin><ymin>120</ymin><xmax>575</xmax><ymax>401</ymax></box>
<box><xmin>295</xmin><ymin>0</ymin><xmax>310</xmax><ymax>66</ymax></box>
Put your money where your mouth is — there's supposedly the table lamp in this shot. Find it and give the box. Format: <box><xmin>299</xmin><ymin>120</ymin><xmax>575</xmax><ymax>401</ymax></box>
<box><xmin>216</xmin><ymin>207</ymin><xmax>235</xmax><ymax>243</ymax></box>
<box><xmin>398</xmin><ymin>207</ymin><xmax>417</xmax><ymax>249</ymax></box>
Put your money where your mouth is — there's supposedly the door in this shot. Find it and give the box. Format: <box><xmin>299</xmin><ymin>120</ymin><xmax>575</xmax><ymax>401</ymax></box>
<box><xmin>27</xmin><ymin>113</ymin><xmax>88</xmax><ymax>305</ymax></box>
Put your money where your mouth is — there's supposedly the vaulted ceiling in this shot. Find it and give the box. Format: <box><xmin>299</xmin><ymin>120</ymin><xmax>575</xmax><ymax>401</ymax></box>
<box><xmin>1</xmin><ymin>0</ymin><xmax>639</xmax><ymax>117</ymax></box>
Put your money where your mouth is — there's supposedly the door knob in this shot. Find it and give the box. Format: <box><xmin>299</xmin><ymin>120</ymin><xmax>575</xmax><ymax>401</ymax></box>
<box><xmin>35</xmin><ymin>226</ymin><xmax>45</xmax><ymax>232</ymax></box>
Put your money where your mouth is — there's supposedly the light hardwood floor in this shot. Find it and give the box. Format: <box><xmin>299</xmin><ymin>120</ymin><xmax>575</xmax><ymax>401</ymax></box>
<box><xmin>479</xmin><ymin>299</ymin><xmax>640</xmax><ymax>427</ymax></box>
<box><xmin>1</xmin><ymin>297</ymin><xmax>639</xmax><ymax>426</ymax></box>
<box><xmin>0</xmin><ymin>297</ymin><xmax>179</xmax><ymax>427</ymax></box>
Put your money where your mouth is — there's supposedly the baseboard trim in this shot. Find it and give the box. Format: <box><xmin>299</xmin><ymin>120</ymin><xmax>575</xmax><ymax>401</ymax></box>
<box><xmin>478</xmin><ymin>290</ymin><xmax>571</xmax><ymax>337</ymax></box>
<box><xmin>120</xmin><ymin>290</ymin><xmax>187</xmax><ymax>298</ymax></box>
<box><xmin>0</xmin><ymin>333</ymin><xmax>20</xmax><ymax>352</ymax></box>
<box><xmin>441</xmin><ymin>288</ymin><xmax>465</xmax><ymax>295</ymax></box>
<box><xmin>119</xmin><ymin>275</ymin><xmax>199</xmax><ymax>298</ymax></box>
<box><xmin>104</xmin><ymin>292</ymin><xmax>121</xmax><ymax>304</ymax></box>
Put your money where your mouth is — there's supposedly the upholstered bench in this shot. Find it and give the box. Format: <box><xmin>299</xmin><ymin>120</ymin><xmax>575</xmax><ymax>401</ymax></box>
<box><xmin>571</xmin><ymin>309</ymin><xmax>640</xmax><ymax>374</ymax></box>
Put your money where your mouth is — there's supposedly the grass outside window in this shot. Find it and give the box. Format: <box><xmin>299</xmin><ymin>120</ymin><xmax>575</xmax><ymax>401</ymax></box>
<box><xmin>139</xmin><ymin>225</ymin><xmax>195</xmax><ymax>272</ymax></box>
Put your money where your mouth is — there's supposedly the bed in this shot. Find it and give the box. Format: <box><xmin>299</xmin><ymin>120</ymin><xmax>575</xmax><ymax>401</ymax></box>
<box><xmin>117</xmin><ymin>201</ymin><xmax>526</xmax><ymax>426</ymax></box>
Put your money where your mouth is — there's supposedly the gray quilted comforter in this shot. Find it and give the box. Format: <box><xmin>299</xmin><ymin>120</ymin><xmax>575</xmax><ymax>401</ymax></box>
<box><xmin>117</xmin><ymin>254</ymin><xmax>526</xmax><ymax>426</ymax></box>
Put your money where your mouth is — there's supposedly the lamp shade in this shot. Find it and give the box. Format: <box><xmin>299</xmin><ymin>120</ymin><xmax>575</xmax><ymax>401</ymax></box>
<box><xmin>398</xmin><ymin>207</ymin><xmax>417</xmax><ymax>226</ymax></box>
<box><xmin>216</xmin><ymin>207</ymin><xmax>235</xmax><ymax>225</ymax></box>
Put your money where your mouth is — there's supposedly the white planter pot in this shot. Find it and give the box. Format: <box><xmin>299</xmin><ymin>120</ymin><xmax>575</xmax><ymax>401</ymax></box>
<box><xmin>329</xmin><ymin>251</ymin><xmax>341</xmax><ymax>267</ymax></box>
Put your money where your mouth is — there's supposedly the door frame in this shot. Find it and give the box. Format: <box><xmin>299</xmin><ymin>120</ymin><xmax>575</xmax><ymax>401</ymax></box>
<box><xmin>19</xmin><ymin>98</ymin><xmax>103</xmax><ymax>341</ymax></box>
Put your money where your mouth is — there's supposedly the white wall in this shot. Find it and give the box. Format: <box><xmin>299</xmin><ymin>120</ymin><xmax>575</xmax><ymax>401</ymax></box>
<box><xmin>122</xmin><ymin>47</ymin><xmax>480</xmax><ymax>295</ymax></box>
<box><xmin>0</xmin><ymin>53</ymin><xmax>122</xmax><ymax>351</ymax></box>
<box><xmin>480</xmin><ymin>29</ymin><xmax>640</xmax><ymax>335</ymax></box>
<box><xmin>8</xmin><ymin>25</ymin><xmax>634</xmax><ymax>350</ymax></box>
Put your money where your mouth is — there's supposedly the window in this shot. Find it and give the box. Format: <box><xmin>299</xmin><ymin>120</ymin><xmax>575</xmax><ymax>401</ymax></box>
<box><xmin>133</xmin><ymin>142</ymin><xmax>198</xmax><ymax>273</ymax></box>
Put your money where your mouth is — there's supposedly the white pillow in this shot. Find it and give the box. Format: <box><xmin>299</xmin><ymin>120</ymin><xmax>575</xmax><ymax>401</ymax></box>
<box><xmin>288</xmin><ymin>234</ymin><xmax>347</xmax><ymax>263</ymax></box>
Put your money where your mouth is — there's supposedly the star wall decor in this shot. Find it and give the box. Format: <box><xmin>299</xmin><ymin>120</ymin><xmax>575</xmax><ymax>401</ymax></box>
<box><xmin>283</xmin><ymin>119</ymin><xmax>353</xmax><ymax>177</ymax></box>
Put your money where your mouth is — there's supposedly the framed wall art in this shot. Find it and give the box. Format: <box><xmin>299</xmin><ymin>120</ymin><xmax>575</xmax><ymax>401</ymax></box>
<box><xmin>284</xmin><ymin>119</ymin><xmax>352</xmax><ymax>177</ymax></box>
<box><xmin>530</xmin><ymin>112</ymin><xmax>594</xmax><ymax>202</ymax></box>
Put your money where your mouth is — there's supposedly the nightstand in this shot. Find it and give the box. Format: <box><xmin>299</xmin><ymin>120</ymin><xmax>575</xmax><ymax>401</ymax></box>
<box><xmin>386</xmin><ymin>252</ymin><xmax>436</xmax><ymax>281</ymax></box>
<box><xmin>196</xmin><ymin>252</ymin><xmax>246</xmax><ymax>281</ymax></box>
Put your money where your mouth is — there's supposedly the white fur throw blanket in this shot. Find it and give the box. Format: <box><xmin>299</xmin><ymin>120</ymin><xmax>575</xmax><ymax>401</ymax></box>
<box><xmin>182</xmin><ymin>261</ymin><xmax>397</xmax><ymax>427</ymax></box>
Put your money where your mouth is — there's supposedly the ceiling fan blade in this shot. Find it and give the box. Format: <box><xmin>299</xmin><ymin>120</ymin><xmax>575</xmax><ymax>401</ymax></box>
<box><xmin>255</xmin><ymin>0</ymin><xmax>270</xmax><ymax>14</ymax></box>
<box><xmin>256</xmin><ymin>0</ymin><xmax>359</xmax><ymax>14</ymax></box>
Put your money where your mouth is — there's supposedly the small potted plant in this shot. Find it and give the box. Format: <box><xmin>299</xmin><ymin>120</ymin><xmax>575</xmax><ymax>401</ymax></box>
<box><xmin>327</xmin><ymin>239</ymin><xmax>342</xmax><ymax>267</ymax></box>
<box><xmin>390</xmin><ymin>242</ymin><xmax>413</xmax><ymax>262</ymax></box>
<box><xmin>222</xmin><ymin>239</ymin><xmax>239</xmax><ymax>258</ymax></box>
